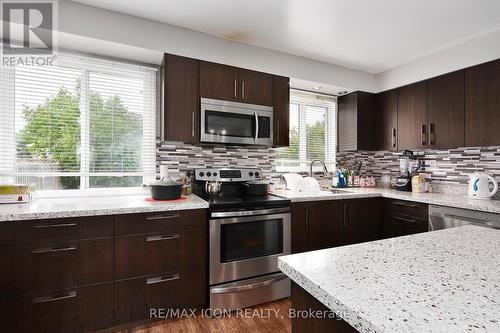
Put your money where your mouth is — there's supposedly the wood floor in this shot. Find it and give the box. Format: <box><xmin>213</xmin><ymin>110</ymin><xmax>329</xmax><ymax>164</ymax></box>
<box><xmin>107</xmin><ymin>299</ymin><xmax>291</xmax><ymax>333</ymax></box>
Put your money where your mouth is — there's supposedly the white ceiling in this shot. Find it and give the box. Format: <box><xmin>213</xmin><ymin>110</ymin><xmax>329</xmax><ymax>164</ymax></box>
<box><xmin>74</xmin><ymin>0</ymin><xmax>500</xmax><ymax>74</ymax></box>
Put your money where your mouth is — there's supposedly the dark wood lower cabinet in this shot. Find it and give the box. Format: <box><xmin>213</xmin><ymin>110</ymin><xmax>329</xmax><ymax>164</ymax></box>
<box><xmin>344</xmin><ymin>198</ymin><xmax>383</xmax><ymax>245</ymax></box>
<box><xmin>291</xmin><ymin>202</ymin><xmax>308</xmax><ymax>254</ymax></box>
<box><xmin>0</xmin><ymin>209</ymin><xmax>208</xmax><ymax>333</ymax></box>
<box><xmin>291</xmin><ymin>200</ymin><xmax>345</xmax><ymax>253</ymax></box>
<box><xmin>114</xmin><ymin>227</ymin><xmax>205</xmax><ymax>280</ymax></box>
<box><xmin>307</xmin><ymin>200</ymin><xmax>345</xmax><ymax>251</ymax></box>
<box><xmin>291</xmin><ymin>198</ymin><xmax>383</xmax><ymax>253</ymax></box>
<box><xmin>383</xmin><ymin>199</ymin><xmax>428</xmax><ymax>238</ymax></box>
<box><xmin>291</xmin><ymin>282</ymin><xmax>357</xmax><ymax>333</ymax></box>
<box><xmin>1</xmin><ymin>283</ymin><xmax>113</xmax><ymax>333</ymax></box>
<box><xmin>0</xmin><ymin>238</ymin><xmax>113</xmax><ymax>298</ymax></box>
<box><xmin>114</xmin><ymin>268</ymin><xmax>206</xmax><ymax>325</ymax></box>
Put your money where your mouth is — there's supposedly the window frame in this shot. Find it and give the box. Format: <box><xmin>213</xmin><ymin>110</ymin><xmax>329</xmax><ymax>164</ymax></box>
<box><xmin>0</xmin><ymin>52</ymin><xmax>157</xmax><ymax>197</ymax></box>
<box><xmin>276</xmin><ymin>89</ymin><xmax>337</xmax><ymax>173</ymax></box>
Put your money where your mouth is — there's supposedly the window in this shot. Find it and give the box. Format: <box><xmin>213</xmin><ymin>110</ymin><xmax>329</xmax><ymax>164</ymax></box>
<box><xmin>276</xmin><ymin>90</ymin><xmax>336</xmax><ymax>172</ymax></box>
<box><xmin>0</xmin><ymin>52</ymin><xmax>157</xmax><ymax>194</ymax></box>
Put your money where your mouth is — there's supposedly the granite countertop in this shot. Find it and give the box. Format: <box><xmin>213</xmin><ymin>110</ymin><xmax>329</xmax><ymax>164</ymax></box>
<box><xmin>271</xmin><ymin>187</ymin><xmax>500</xmax><ymax>214</ymax></box>
<box><xmin>278</xmin><ymin>226</ymin><xmax>500</xmax><ymax>333</ymax></box>
<box><xmin>0</xmin><ymin>194</ymin><xmax>209</xmax><ymax>222</ymax></box>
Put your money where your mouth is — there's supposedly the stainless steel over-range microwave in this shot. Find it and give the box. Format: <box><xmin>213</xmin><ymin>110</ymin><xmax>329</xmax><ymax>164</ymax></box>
<box><xmin>200</xmin><ymin>98</ymin><xmax>273</xmax><ymax>146</ymax></box>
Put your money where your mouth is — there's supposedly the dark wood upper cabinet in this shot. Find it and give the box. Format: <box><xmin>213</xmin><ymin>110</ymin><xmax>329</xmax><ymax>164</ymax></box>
<box><xmin>273</xmin><ymin>75</ymin><xmax>290</xmax><ymax>147</ymax></box>
<box><xmin>397</xmin><ymin>81</ymin><xmax>428</xmax><ymax>150</ymax></box>
<box><xmin>338</xmin><ymin>91</ymin><xmax>375</xmax><ymax>151</ymax></box>
<box><xmin>161</xmin><ymin>54</ymin><xmax>199</xmax><ymax>143</ymax></box>
<box><xmin>465</xmin><ymin>59</ymin><xmax>500</xmax><ymax>146</ymax></box>
<box><xmin>199</xmin><ymin>62</ymin><xmax>274</xmax><ymax>106</ymax></box>
<box><xmin>199</xmin><ymin>61</ymin><xmax>239</xmax><ymax>102</ymax></box>
<box><xmin>161</xmin><ymin>55</ymin><xmax>289</xmax><ymax>146</ymax></box>
<box><xmin>375</xmin><ymin>89</ymin><xmax>398</xmax><ymax>151</ymax></box>
<box><xmin>238</xmin><ymin>69</ymin><xmax>273</xmax><ymax>106</ymax></box>
<box><xmin>427</xmin><ymin>70</ymin><xmax>465</xmax><ymax>149</ymax></box>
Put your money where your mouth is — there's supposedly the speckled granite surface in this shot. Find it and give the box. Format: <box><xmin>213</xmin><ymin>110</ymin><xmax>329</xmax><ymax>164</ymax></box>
<box><xmin>272</xmin><ymin>188</ymin><xmax>500</xmax><ymax>214</ymax></box>
<box><xmin>0</xmin><ymin>194</ymin><xmax>208</xmax><ymax>221</ymax></box>
<box><xmin>279</xmin><ymin>226</ymin><xmax>500</xmax><ymax>333</ymax></box>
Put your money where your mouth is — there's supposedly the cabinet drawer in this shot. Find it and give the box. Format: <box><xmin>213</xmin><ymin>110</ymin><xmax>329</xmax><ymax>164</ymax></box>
<box><xmin>114</xmin><ymin>228</ymin><xmax>206</xmax><ymax>280</ymax></box>
<box><xmin>114</xmin><ymin>268</ymin><xmax>206</xmax><ymax>325</ymax></box>
<box><xmin>387</xmin><ymin>214</ymin><xmax>428</xmax><ymax>238</ymax></box>
<box><xmin>114</xmin><ymin>209</ymin><xmax>206</xmax><ymax>236</ymax></box>
<box><xmin>0</xmin><ymin>216</ymin><xmax>113</xmax><ymax>247</ymax></box>
<box><xmin>386</xmin><ymin>199</ymin><xmax>428</xmax><ymax>219</ymax></box>
<box><xmin>0</xmin><ymin>238</ymin><xmax>113</xmax><ymax>298</ymax></box>
<box><xmin>0</xmin><ymin>282</ymin><xmax>113</xmax><ymax>333</ymax></box>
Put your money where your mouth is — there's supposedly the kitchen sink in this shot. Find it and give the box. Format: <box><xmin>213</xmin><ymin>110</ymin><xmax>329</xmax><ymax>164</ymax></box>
<box><xmin>331</xmin><ymin>189</ymin><xmax>352</xmax><ymax>194</ymax></box>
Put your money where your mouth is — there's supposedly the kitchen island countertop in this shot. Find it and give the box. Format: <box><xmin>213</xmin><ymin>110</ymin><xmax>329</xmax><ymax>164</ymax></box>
<box><xmin>278</xmin><ymin>225</ymin><xmax>500</xmax><ymax>333</ymax></box>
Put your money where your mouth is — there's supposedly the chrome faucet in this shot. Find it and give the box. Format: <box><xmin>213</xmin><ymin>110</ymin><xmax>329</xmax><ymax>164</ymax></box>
<box><xmin>310</xmin><ymin>160</ymin><xmax>329</xmax><ymax>178</ymax></box>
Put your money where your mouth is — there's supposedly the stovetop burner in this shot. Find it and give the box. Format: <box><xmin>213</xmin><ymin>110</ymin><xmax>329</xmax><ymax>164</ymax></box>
<box><xmin>191</xmin><ymin>168</ymin><xmax>291</xmax><ymax>211</ymax></box>
<box><xmin>197</xmin><ymin>193</ymin><xmax>290</xmax><ymax>210</ymax></box>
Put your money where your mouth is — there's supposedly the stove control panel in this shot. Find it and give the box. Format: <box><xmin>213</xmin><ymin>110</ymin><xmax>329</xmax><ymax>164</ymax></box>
<box><xmin>194</xmin><ymin>168</ymin><xmax>262</xmax><ymax>182</ymax></box>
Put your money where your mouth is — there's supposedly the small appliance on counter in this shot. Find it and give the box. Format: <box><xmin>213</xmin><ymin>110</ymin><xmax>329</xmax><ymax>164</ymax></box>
<box><xmin>0</xmin><ymin>184</ymin><xmax>31</xmax><ymax>204</ymax></box>
<box><xmin>468</xmin><ymin>172</ymin><xmax>498</xmax><ymax>199</ymax></box>
<box><xmin>395</xmin><ymin>150</ymin><xmax>422</xmax><ymax>191</ymax></box>
<box><xmin>411</xmin><ymin>174</ymin><xmax>429</xmax><ymax>193</ymax></box>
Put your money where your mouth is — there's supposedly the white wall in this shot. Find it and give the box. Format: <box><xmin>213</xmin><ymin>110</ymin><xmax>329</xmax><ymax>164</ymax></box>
<box><xmin>375</xmin><ymin>28</ymin><xmax>500</xmax><ymax>91</ymax></box>
<box><xmin>57</xmin><ymin>0</ymin><xmax>377</xmax><ymax>92</ymax></box>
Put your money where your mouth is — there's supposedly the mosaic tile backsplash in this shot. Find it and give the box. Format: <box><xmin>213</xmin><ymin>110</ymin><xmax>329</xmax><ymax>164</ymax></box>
<box><xmin>157</xmin><ymin>141</ymin><xmax>500</xmax><ymax>195</ymax></box>
<box><xmin>156</xmin><ymin>141</ymin><xmax>279</xmax><ymax>179</ymax></box>
<box><xmin>336</xmin><ymin>147</ymin><xmax>500</xmax><ymax>185</ymax></box>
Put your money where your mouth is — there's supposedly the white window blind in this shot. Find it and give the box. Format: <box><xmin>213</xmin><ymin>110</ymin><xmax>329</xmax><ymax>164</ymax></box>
<box><xmin>0</xmin><ymin>52</ymin><xmax>157</xmax><ymax>193</ymax></box>
<box><xmin>276</xmin><ymin>89</ymin><xmax>336</xmax><ymax>172</ymax></box>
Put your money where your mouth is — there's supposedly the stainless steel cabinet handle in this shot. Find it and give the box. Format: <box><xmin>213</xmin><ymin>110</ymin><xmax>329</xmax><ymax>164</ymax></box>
<box><xmin>391</xmin><ymin>128</ymin><xmax>397</xmax><ymax>148</ymax></box>
<box><xmin>211</xmin><ymin>274</ymin><xmax>287</xmax><ymax>294</ymax></box>
<box><xmin>393</xmin><ymin>216</ymin><xmax>417</xmax><ymax>223</ymax></box>
<box><xmin>146</xmin><ymin>234</ymin><xmax>180</xmax><ymax>242</ymax></box>
<box><xmin>443</xmin><ymin>214</ymin><xmax>493</xmax><ymax>225</ymax></box>
<box><xmin>421</xmin><ymin>124</ymin><xmax>426</xmax><ymax>146</ymax></box>
<box><xmin>429</xmin><ymin>123</ymin><xmax>434</xmax><ymax>145</ymax></box>
<box><xmin>234</xmin><ymin>80</ymin><xmax>237</xmax><ymax>99</ymax></box>
<box><xmin>241</xmin><ymin>81</ymin><xmax>245</xmax><ymax>99</ymax></box>
<box><xmin>32</xmin><ymin>223</ymin><xmax>76</xmax><ymax>229</ymax></box>
<box><xmin>32</xmin><ymin>291</ymin><xmax>77</xmax><ymax>304</ymax></box>
<box><xmin>343</xmin><ymin>202</ymin><xmax>348</xmax><ymax>227</ymax></box>
<box><xmin>393</xmin><ymin>201</ymin><xmax>418</xmax><ymax>208</ymax></box>
<box><xmin>305</xmin><ymin>205</ymin><xmax>309</xmax><ymax>234</ymax></box>
<box><xmin>211</xmin><ymin>207</ymin><xmax>290</xmax><ymax>218</ymax></box>
<box><xmin>146</xmin><ymin>213</ymin><xmax>180</xmax><ymax>221</ymax></box>
<box><xmin>254</xmin><ymin>111</ymin><xmax>259</xmax><ymax>142</ymax></box>
<box><xmin>146</xmin><ymin>273</ymin><xmax>179</xmax><ymax>285</ymax></box>
<box><xmin>191</xmin><ymin>111</ymin><xmax>195</xmax><ymax>137</ymax></box>
<box><xmin>32</xmin><ymin>245</ymin><xmax>77</xmax><ymax>254</ymax></box>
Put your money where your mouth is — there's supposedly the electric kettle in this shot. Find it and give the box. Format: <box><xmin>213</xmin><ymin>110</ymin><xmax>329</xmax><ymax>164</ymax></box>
<box><xmin>468</xmin><ymin>172</ymin><xmax>498</xmax><ymax>199</ymax></box>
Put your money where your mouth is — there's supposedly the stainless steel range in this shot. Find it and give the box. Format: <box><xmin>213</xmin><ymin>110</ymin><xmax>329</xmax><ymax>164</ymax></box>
<box><xmin>193</xmin><ymin>168</ymin><xmax>291</xmax><ymax>311</ymax></box>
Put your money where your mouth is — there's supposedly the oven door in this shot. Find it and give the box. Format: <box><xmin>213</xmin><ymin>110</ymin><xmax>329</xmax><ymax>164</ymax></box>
<box><xmin>200</xmin><ymin>98</ymin><xmax>273</xmax><ymax>146</ymax></box>
<box><xmin>209</xmin><ymin>208</ymin><xmax>290</xmax><ymax>285</ymax></box>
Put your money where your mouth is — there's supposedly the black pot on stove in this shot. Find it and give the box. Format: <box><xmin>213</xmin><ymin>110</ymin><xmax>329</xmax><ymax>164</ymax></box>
<box><xmin>244</xmin><ymin>180</ymin><xmax>270</xmax><ymax>196</ymax></box>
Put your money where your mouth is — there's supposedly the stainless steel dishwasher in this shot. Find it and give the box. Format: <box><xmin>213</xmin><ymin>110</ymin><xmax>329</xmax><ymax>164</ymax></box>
<box><xmin>428</xmin><ymin>205</ymin><xmax>500</xmax><ymax>231</ymax></box>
